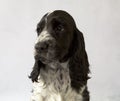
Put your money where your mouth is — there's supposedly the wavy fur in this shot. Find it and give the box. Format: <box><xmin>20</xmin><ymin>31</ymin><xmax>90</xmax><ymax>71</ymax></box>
<box><xmin>29</xmin><ymin>10</ymin><xmax>90</xmax><ymax>101</ymax></box>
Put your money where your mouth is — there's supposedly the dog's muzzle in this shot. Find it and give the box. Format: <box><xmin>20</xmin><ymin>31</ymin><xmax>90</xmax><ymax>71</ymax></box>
<box><xmin>34</xmin><ymin>30</ymin><xmax>56</xmax><ymax>63</ymax></box>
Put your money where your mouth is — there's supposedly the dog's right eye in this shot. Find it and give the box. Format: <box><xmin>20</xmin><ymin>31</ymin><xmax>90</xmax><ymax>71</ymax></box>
<box><xmin>36</xmin><ymin>27</ymin><xmax>42</xmax><ymax>35</ymax></box>
<box><xmin>36</xmin><ymin>20</ymin><xmax>45</xmax><ymax>35</ymax></box>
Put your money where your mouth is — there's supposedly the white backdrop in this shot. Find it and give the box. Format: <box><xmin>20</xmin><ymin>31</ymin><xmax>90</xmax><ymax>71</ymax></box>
<box><xmin>0</xmin><ymin>0</ymin><xmax>120</xmax><ymax>101</ymax></box>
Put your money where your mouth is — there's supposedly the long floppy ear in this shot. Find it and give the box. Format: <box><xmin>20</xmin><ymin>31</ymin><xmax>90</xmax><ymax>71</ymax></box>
<box><xmin>69</xmin><ymin>27</ymin><xmax>90</xmax><ymax>92</ymax></box>
<box><xmin>29</xmin><ymin>59</ymin><xmax>44</xmax><ymax>82</ymax></box>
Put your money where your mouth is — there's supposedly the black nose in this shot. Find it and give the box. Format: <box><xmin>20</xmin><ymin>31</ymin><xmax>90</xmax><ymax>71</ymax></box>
<box><xmin>35</xmin><ymin>42</ymin><xmax>49</xmax><ymax>52</ymax></box>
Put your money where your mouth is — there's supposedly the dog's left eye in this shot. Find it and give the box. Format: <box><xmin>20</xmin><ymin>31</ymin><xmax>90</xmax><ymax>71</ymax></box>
<box><xmin>56</xmin><ymin>25</ymin><xmax>64</xmax><ymax>32</ymax></box>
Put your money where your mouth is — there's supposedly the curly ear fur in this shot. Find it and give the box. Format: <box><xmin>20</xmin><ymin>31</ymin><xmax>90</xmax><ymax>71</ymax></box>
<box><xmin>69</xmin><ymin>28</ymin><xmax>90</xmax><ymax>92</ymax></box>
<box><xmin>29</xmin><ymin>60</ymin><xmax>44</xmax><ymax>82</ymax></box>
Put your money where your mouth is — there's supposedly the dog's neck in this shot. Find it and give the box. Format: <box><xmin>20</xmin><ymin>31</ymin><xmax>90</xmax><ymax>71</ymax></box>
<box><xmin>38</xmin><ymin>60</ymin><xmax>70</xmax><ymax>93</ymax></box>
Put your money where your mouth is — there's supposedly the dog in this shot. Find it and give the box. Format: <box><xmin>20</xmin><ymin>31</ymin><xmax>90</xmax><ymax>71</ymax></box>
<box><xmin>29</xmin><ymin>10</ymin><xmax>90</xmax><ymax>101</ymax></box>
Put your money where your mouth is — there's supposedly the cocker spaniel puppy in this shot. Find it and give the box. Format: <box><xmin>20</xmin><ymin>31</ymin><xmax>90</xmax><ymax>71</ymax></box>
<box><xmin>29</xmin><ymin>10</ymin><xmax>90</xmax><ymax>101</ymax></box>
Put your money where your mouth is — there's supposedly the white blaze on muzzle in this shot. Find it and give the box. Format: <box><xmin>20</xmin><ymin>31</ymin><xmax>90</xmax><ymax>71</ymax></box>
<box><xmin>34</xmin><ymin>29</ymin><xmax>54</xmax><ymax>57</ymax></box>
<box><xmin>35</xmin><ymin>31</ymin><xmax>50</xmax><ymax>44</ymax></box>
<box><xmin>35</xmin><ymin>29</ymin><xmax>52</xmax><ymax>44</ymax></box>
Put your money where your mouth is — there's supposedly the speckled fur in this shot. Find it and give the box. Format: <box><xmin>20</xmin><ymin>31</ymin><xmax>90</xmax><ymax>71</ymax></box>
<box><xmin>29</xmin><ymin>10</ymin><xmax>90</xmax><ymax>101</ymax></box>
<box><xmin>31</xmin><ymin>61</ymin><xmax>85</xmax><ymax>101</ymax></box>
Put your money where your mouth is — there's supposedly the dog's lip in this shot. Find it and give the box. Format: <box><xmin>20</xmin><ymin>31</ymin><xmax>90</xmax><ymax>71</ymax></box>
<box><xmin>39</xmin><ymin>57</ymin><xmax>48</xmax><ymax>62</ymax></box>
<box><xmin>40</xmin><ymin>57</ymin><xmax>53</xmax><ymax>64</ymax></box>
<box><xmin>34</xmin><ymin>54</ymin><xmax>54</xmax><ymax>63</ymax></box>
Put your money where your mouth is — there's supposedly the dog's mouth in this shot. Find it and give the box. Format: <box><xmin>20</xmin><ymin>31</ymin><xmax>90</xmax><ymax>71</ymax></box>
<box><xmin>34</xmin><ymin>52</ymin><xmax>56</xmax><ymax>64</ymax></box>
<box><xmin>34</xmin><ymin>45</ymin><xmax>69</xmax><ymax>64</ymax></box>
<box><xmin>39</xmin><ymin>57</ymin><xmax>53</xmax><ymax>64</ymax></box>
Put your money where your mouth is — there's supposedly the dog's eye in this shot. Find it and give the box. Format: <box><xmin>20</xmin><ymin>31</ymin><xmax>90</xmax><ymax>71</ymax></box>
<box><xmin>36</xmin><ymin>27</ymin><xmax>42</xmax><ymax>35</ymax></box>
<box><xmin>36</xmin><ymin>27</ymin><xmax>41</xmax><ymax>33</ymax></box>
<box><xmin>36</xmin><ymin>21</ymin><xmax>45</xmax><ymax>35</ymax></box>
<box><xmin>56</xmin><ymin>25</ymin><xmax>64</xmax><ymax>32</ymax></box>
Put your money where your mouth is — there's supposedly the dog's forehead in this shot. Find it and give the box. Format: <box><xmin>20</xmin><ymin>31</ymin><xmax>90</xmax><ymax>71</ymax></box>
<box><xmin>39</xmin><ymin>12</ymin><xmax>50</xmax><ymax>25</ymax></box>
<box><xmin>45</xmin><ymin>12</ymin><xmax>51</xmax><ymax>22</ymax></box>
<box><xmin>47</xmin><ymin>10</ymin><xmax>75</xmax><ymax>26</ymax></box>
<box><xmin>38</xmin><ymin>10</ymin><xmax>73</xmax><ymax>26</ymax></box>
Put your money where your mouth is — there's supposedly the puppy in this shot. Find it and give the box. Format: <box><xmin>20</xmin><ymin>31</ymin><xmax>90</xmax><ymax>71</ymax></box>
<box><xmin>29</xmin><ymin>10</ymin><xmax>90</xmax><ymax>101</ymax></box>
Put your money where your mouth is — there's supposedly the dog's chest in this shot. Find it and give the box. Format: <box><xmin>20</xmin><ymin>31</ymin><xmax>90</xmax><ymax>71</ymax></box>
<box><xmin>31</xmin><ymin>62</ymin><xmax>83</xmax><ymax>101</ymax></box>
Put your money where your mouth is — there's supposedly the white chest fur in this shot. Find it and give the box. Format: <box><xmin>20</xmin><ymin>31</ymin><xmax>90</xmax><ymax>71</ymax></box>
<box><xmin>31</xmin><ymin>62</ymin><xmax>84</xmax><ymax>101</ymax></box>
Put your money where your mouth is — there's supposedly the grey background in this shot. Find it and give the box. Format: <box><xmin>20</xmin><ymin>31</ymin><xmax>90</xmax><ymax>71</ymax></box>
<box><xmin>0</xmin><ymin>0</ymin><xmax>120</xmax><ymax>101</ymax></box>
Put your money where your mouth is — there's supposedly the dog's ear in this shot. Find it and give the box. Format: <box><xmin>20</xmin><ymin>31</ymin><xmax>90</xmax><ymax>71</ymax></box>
<box><xmin>29</xmin><ymin>60</ymin><xmax>44</xmax><ymax>82</ymax></box>
<box><xmin>69</xmin><ymin>27</ymin><xmax>90</xmax><ymax>92</ymax></box>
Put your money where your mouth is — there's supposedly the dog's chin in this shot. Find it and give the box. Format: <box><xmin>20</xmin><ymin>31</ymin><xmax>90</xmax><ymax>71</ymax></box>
<box><xmin>34</xmin><ymin>49</ymin><xmax>68</xmax><ymax>64</ymax></box>
<box><xmin>34</xmin><ymin>54</ymin><xmax>56</xmax><ymax>64</ymax></box>
<box><xmin>40</xmin><ymin>57</ymin><xmax>53</xmax><ymax>64</ymax></box>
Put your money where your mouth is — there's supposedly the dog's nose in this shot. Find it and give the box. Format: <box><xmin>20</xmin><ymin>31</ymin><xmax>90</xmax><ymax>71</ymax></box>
<box><xmin>35</xmin><ymin>42</ymin><xmax>49</xmax><ymax>52</ymax></box>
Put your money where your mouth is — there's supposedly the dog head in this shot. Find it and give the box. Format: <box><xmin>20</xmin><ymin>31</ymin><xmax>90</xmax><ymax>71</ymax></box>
<box><xmin>34</xmin><ymin>10</ymin><xmax>76</xmax><ymax>64</ymax></box>
<box><xmin>30</xmin><ymin>11</ymin><xmax>90</xmax><ymax>91</ymax></box>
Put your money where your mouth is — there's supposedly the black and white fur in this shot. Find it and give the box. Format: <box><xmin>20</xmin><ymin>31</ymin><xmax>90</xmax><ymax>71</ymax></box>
<box><xmin>29</xmin><ymin>10</ymin><xmax>90</xmax><ymax>101</ymax></box>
